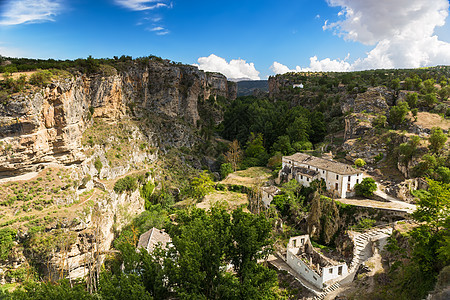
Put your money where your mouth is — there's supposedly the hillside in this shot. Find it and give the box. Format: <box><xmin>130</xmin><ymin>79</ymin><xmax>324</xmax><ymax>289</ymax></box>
<box><xmin>0</xmin><ymin>57</ymin><xmax>449</xmax><ymax>300</ymax></box>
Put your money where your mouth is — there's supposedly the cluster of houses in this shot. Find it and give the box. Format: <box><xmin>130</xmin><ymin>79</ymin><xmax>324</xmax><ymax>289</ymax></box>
<box><xmin>139</xmin><ymin>152</ymin><xmax>366</xmax><ymax>292</ymax></box>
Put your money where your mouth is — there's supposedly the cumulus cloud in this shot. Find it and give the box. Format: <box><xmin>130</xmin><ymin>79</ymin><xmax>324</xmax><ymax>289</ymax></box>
<box><xmin>195</xmin><ymin>54</ymin><xmax>260</xmax><ymax>80</ymax></box>
<box><xmin>271</xmin><ymin>55</ymin><xmax>351</xmax><ymax>74</ymax></box>
<box><xmin>274</xmin><ymin>0</ymin><xmax>450</xmax><ymax>74</ymax></box>
<box><xmin>115</xmin><ymin>0</ymin><xmax>170</xmax><ymax>11</ymax></box>
<box><xmin>0</xmin><ymin>0</ymin><xmax>62</xmax><ymax>26</ymax></box>
<box><xmin>326</xmin><ymin>0</ymin><xmax>450</xmax><ymax>70</ymax></box>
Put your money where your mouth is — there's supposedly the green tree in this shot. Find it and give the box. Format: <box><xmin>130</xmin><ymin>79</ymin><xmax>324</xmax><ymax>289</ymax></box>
<box><xmin>422</xmin><ymin>93</ymin><xmax>437</xmax><ymax>108</ymax></box>
<box><xmin>220</xmin><ymin>163</ymin><xmax>234</xmax><ymax>179</ymax></box>
<box><xmin>389</xmin><ymin>101</ymin><xmax>410</xmax><ymax>127</ymax></box>
<box><xmin>243</xmin><ymin>132</ymin><xmax>269</xmax><ymax>167</ymax></box>
<box><xmin>354</xmin><ymin>178</ymin><xmax>377</xmax><ymax>197</ymax></box>
<box><xmin>429</xmin><ymin>127</ymin><xmax>448</xmax><ymax>154</ymax></box>
<box><xmin>188</xmin><ymin>171</ymin><xmax>214</xmax><ymax>201</ymax></box>
<box><xmin>391</xmin><ymin>78</ymin><xmax>401</xmax><ymax>90</ymax></box>
<box><xmin>271</xmin><ymin>135</ymin><xmax>294</xmax><ymax>155</ymax></box>
<box><xmin>422</xmin><ymin>79</ymin><xmax>437</xmax><ymax>94</ymax></box>
<box><xmin>405</xmin><ymin>92</ymin><xmax>418</xmax><ymax>108</ymax></box>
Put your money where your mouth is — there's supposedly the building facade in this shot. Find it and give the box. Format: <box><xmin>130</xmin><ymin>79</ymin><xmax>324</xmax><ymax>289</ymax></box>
<box><xmin>281</xmin><ymin>153</ymin><xmax>363</xmax><ymax>198</ymax></box>
<box><xmin>286</xmin><ymin>235</ymin><xmax>348</xmax><ymax>289</ymax></box>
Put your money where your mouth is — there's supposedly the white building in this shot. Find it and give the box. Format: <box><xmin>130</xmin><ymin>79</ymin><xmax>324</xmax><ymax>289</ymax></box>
<box><xmin>293</xmin><ymin>83</ymin><xmax>304</xmax><ymax>88</ymax></box>
<box><xmin>286</xmin><ymin>235</ymin><xmax>348</xmax><ymax>289</ymax></box>
<box><xmin>281</xmin><ymin>153</ymin><xmax>363</xmax><ymax>198</ymax></box>
<box><xmin>261</xmin><ymin>186</ymin><xmax>280</xmax><ymax>208</ymax></box>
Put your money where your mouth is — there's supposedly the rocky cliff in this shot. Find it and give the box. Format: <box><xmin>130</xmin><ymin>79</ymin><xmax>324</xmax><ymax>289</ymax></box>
<box><xmin>0</xmin><ymin>61</ymin><xmax>236</xmax><ymax>177</ymax></box>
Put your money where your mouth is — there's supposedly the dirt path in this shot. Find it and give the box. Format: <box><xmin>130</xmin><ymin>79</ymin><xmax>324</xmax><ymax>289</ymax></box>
<box><xmin>0</xmin><ymin>172</ymin><xmax>39</xmax><ymax>184</ymax></box>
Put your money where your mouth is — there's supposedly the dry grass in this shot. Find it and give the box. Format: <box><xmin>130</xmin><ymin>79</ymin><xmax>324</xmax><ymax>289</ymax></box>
<box><xmin>196</xmin><ymin>190</ymin><xmax>248</xmax><ymax>211</ymax></box>
<box><xmin>221</xmin><ymin>167</ymin><xmax>271</xmax><ymax>187</ymax></box>
<box><xmin>409</xmin><ymin>111</ymin><xmax>450</xmax><ymax>131</ymax></box>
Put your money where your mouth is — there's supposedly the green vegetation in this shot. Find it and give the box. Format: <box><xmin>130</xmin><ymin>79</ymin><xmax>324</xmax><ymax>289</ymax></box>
<box><xmin>354</xmin><ymin>158</ymin><xmax>366</xmax><ymax>167</ymax></box>
<box><xmin>354</xmin><ymin>178</ymin><xmax>377</xmax><ymax>197</ymax></box>
<box><xmin>114</xmin><ymin>176</ymin><xmax>138</xmax><ymax>194</ymax></box>
<box><xmin>0</xmin><ymin>228</ymin><xmax>16</xmax><ymax>261</ymax></box>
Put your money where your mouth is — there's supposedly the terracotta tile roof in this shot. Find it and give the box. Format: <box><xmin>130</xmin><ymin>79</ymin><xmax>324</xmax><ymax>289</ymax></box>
<box><xmin>284</xmin><ymin>153</ymin><xmax>361</xmax><ymax>175</ymax></box>
<box><xmin>137</xmin><ymin>227</ymin><xmax>172</xmax><ymax>253</ymax></box>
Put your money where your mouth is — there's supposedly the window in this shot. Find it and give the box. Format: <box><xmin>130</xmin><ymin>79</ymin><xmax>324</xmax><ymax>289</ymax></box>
<box><xmin>323</xmin><ymin>170</ymin><xmax>325</xmax><ymax>174</ymax></box>
<box><xmin>347</xmin><ymin>183</ymin><xmax>351</xmax><ymax>191</ymax></box>
<box><xmin>313</xmin><ymin>276</ymin><xmax>317</xmax><ymax>281</ymax></box>
<box><xmin>305</xmin><ymin>268</ymin><xmax>309</xmax><ymax>273</ymax></box>
<box><xmin>308</xmin><ymin>166</ymin><xmax>310</xmax><ymax>169</ymax></box>
<box><xmin>301</xmin><ymin>238</ymin><xmax>304</xmax><ymax>245</ymax></box>
<box><xmin>316</xmin><ymin>168</ymin><xmax>318</xmax><ymax>171</ymax></box>
<box><xmin>338</xmin><ymin>266</ymin><xmax>342</xmax><ymax>275</ymax></box>
<box><xmin>348</xmin><ymin>176</ymin><xmax>351</xmax><ymax>181</ymax></box>
<box><xmin>335</xmin><ymin>183</ymin><xmax>338</xmax><ymax>190</ymax></box>
<box><xmin>329</xmin><ymin>269</ymin><xmax>333</xmax><ymax>274</ymax></box>
<box><xmin>301</xmin><ymin>175</ymin><xmax>303</xmax><ymax>180</ymax></box>
<box><xmin>336</xmin><ymin>174</ymin><xmax>339</xmax><ymax>180</ymax></box>
<box><xmin>356</xmin><ymin>179</ymin><xmax>359</xmax><ymax>184</ymax></box>
<box><xmin>293</xmin><ymin>239</ymin><xmax>297</xmax><ymax>247</ymax></box>
<box><xmin>307</xmin><ymin>178</ymin><xmax>309</xmax><ymax>182</ymax></box>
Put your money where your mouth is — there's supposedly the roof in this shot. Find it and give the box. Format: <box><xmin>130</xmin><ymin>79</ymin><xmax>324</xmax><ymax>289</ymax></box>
<box><xmin>262</xmin><ymin>186</ymin><xmax>280</xmax><ymax>195</ymax></box>
<box><xmin>284</xmin><ymin>153</ymin><xmax>361</xmax><ymax>175</ymax></box>
<box><xmin>293</xmin><ymin>167</ymin><xmax>319</xmax><ymax>178</ymax></box>
<box><xmin>137</xmin><ymin>227</ymin><xmax>172</xmax><ymax>253</ymax></box>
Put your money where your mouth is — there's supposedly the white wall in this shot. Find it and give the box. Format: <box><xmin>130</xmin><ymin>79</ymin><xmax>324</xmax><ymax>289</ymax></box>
<box><xmin>282</xmin><ymin>157</ymin><xmax>363</xmax><ymax>199</ymax></box>
<box><xmin>322</xmin><ymin>264</ymin><xmax>348</xmax><ymax>283</ymax></box>
<box><xmin>287</xmin><ymin>249</ymin><xmax>324</xmax><ymax>289</ymax></box>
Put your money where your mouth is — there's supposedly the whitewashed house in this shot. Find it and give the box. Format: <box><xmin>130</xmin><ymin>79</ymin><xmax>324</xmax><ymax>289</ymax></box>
<box><xmin>286</xmin><ymin>235</ymin><xmax>348</xmax><ymax>289</ymax></box>
<box><xmin>281</xmin><ymin>153</ymin><xmax>363</xmax><ymax>198</ymax></box>
<box><xmin>293</xmin><ymin>83</ymin><xmax>304</xmax><ymax>89</ymax></box>
<box><xmin>261</xmin><ymin>186</ymin><xmax>280</xmax><ymax>208</ymax></box>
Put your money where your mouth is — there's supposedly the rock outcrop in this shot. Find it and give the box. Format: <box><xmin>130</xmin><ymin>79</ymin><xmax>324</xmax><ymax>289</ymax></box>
<box><xmin>0</xmin><ymin>61</ymin><xmax>236</xmax><ymax>177</ymax></box>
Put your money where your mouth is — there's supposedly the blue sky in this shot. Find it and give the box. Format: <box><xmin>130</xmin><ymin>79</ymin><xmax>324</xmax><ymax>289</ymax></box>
<box><xmin>1</xmin><ymin>0</ymin><xmax>450</xmax><ymax>79</ymax></box>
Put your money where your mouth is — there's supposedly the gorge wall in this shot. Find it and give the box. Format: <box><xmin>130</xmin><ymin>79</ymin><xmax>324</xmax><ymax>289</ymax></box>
<box><xmin>0</xmin><ymin>61</ymin><xmax>236</xmax><ymax>177</ymax></box>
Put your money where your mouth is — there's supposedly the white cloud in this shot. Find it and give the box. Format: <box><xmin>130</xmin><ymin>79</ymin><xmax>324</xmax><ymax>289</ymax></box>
<box><xmin>195</xmin><ymin>54</ymin><xmax>260</xmax><ymax>80</ymax></box>
<box><xmin>115</xmin><ymin>0</ymin><xmax>169</xmax><ymax>11</ymax></box>
<box><xmin>271</xmin><ymin>55</ymin><xmax>351</xmax><ymax>74</ymax></box>
<box><xmin>274</xmin><ymin>0</ymin><xmax>450</xmax><ymax>74</ymax></box>
<box><xmin>145</xmin><ymin>26</ymin><xmax>169</xmax><ymax>35</ymax></box>
<box><xmin>0</xmin><ymin>0</ymin><xmax>62</xmax><ymax>26</ymax></box>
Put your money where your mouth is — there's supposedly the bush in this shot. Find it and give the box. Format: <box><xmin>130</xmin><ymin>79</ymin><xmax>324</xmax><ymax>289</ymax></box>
<box><xmin>0</xmin><ymin>228</ymin><xmax>17</xmax><ymax>261</ymax></box>
<box><xmin>220</xmin><ymin>163</ymin><xmax>233</xmax><ymax>179</ymax></box>
<box><xmin>29</xmin><ymin>69</ymin><xmax>53</xmax><ymax>86</ymax></box>
<box><xmin>354</xmin><ymin>158</ymin><xmax>366</xmax><ymax>167</ymax></box>
<box><xmin>114</xmin><ymin>176</ymin><xmax>138</xmax><ymax>194</ymax></box>
<box><xmin>94</xmin><ymin>157</ymin><xmax>103</xmax><ymax>174</ymax></box>
<box><xmin>354</xmin><ymin>178</ymin><xmax>377</xmax><ymax>197</ymax></box>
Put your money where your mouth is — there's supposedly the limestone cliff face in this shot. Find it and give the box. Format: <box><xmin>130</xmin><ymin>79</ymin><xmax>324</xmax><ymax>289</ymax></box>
<box><xmin>0</xmin><ymin>61</ymin><xmax>236</xmax><ymax>176</ymax></box>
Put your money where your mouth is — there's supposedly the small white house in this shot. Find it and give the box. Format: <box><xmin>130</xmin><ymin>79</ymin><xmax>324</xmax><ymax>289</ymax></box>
<box><xmin>261</xmin><ymin>186</ymin><xmax>280</xmax><ymax>208</ymax></box>
<box><xmin>280</xmin><ymin>153</ymin><xmax>363</xmax><ymax>198</ymax></box>
<box><xmin>286</xmin><ymin>235</ymin><xmax>348</xmax><ymax>289</ymax></box>
<box><xmin>293</xmin><ymin>83</ymin><xmax>304</xmax><ymax>89</ymax></box>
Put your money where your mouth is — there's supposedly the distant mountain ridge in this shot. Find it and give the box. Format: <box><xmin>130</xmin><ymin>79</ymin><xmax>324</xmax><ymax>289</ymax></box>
<box><xmin>236</xmin><ymin>80</ymin><xmax>269</xmax><ymax>97</ymax></box>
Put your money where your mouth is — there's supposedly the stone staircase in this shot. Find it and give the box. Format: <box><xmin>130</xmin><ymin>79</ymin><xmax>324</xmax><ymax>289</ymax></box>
<box><xmin>313</xmin><ymin>282</ymin><xmax>341</xmax><ymax>300</ymax></box>
<box><xmin>348</xmin><ymin>227</ymin><xmax>393</xmax><ymax>273</ymax></box>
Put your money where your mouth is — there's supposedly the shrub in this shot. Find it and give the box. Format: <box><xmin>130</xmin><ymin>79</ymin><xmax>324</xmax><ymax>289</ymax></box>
<box><xmin>0</xmin><ymin>228</ymin><xmax>17</xmax><ymax>260</ymax></box>
<box><xmin>354</xmin><ymin>178</ymin><xmax>377</xmax><ymax>197</ymax></box>
<box><xmin>114</xmin><ymin>176</ymin><xmax>138</xmax><ymax>194</ymax></box>
<box><xmin>220</xmin><ymin>163</ymin><xmax>233</xmax><ymax>179</ymax></box>
<box><xmin>94</xmin><ymin>157</ymin><xmax>103</xmax><ymax>174</ymax></box>
<box><xmin>354</xmin><ymin>158</ymin><xmax>366</xmax><ymax>167</ymax></box>
<box><xmin>29</xmin><ymin>69</ymin><xmax>53</xmax><ymax>86</ymax></box>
